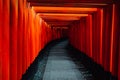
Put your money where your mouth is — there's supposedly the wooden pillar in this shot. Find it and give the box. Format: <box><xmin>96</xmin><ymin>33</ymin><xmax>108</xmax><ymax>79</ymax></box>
<box><xmin>89</xmin><ymin>15</ymin><xmax>93</xmax><ymax>58</ymax></box>
<box><xmin>2</xmin><ymin>0</ymin><xmax>10</xmax><ymax>80</ymax></box>
<box><xmin>17</xmin><ymin>0</ymin><xmax>23</xmax><ymax>79</ymax></box>
<box><xmin>92</xmin><ymin>12</ymin><xmax>97</xmax><ymax>62</ymax></box>
<box><xmin>100</xmin><ymin>9</ymin><xmax>103</xmax><ymax>65</ymax></box>
<box><xmin>110</xmin><ymin>4</ymin><xmax>120</xmax><ymax>77</ymax></box>
<box><xmin>28</xmin><ymin>8</ymin><xmax>32</xmax><ymax>64</ymax></box>
<box><xmin>25</xmin><ymin>7</ymin><xmax>29</xmax><ymax>69</ymax></box>
<box><xmin>10</xmin><ymin>0</ymin><xmax>18</xmax><ymax>79</ymax></box>
<box><xmin>0</xmin><ymin>31</ymin><xmax>1</xmax><ymax>80</ymax></box>
<box><xmin>118</xmin><ymin>36</ymin><xmax>120</xmax><ymax>80</ymax></box>
<box><xmin>29</xmin><ymin>8</ymin><xmax>36</xmax><ymax>64</ymax></box>
<box><xmin>117</xmin><ymin>2</ymin><xmax>120</xmax><ymax>80</ymax></box>
<box><xmin>82</xmin><ymin>18</ymin><xmax>86</xmax><ymax>53</ymax></box>
<box><xmin>96</xmin><ymin>9</ymin><xmax>101</xmax><ymax>64</ymax></box>
<box><xmin>27</xmin><ymin>7</ymin><xmax>31</xmax><ymax>67</ymax></box>
<box><xmin>22</xmin><ymin>0</ymin><xmax>28</xmax><ymax>73</ymax></box>
<box><xmin>39</xmin><ymin>18</ymin><xmax>42</xmax><ymax>51</ymax></box>
<box><xmin>0</xmin><ymin>0</ymin><xmax>2</xmax><ymax>79</ymax></box>
<box><xmin>86</xmin><ymin>16</ymin><xmax>90</xmax><ymax>56</ymax></box>
<box><xmin>79</xmin><ymin>21</ymin><xmax>82</xmax><ymax>51</ymax></box>
<box><xmin>102</xmin><ymin>5</ymin><xmax>112</xmax><ymax>72</ymax></box>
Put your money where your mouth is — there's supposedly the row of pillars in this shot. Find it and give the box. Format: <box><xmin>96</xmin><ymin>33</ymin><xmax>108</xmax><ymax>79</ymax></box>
<box><xmin>0</xmin><ymin>0</ymin><xmax>65</xmax><ymax>80</ymax></box>
<box><xmin>68</xmin><ymin>3</ymin><xmax>120</xmax><ymax>79</ymax></box>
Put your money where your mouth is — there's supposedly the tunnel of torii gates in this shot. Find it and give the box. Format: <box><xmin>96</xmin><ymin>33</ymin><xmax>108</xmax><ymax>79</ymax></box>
<box><xmin>0</xmin><ymin>0</ymin><xmax>120</xmax><ymax>80</ymax></box>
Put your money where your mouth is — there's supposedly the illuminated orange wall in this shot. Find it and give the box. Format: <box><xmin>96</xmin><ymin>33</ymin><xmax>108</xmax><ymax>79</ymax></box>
<box><xmin>69</xmin><ymin>4</ymin><xmax>120</xmax><ymax>78</ymax></box>
<box><xmin>0</xmin><ymin>0</ymin><xmax>63</xmax><ymax>80</ymax></box>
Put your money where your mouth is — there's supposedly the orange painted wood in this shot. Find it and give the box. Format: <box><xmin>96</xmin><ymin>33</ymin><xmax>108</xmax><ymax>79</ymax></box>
<box><xmin>91</xmin><ymin>9</ymin><xmax>102</xmax><ymax>64</ymax></box>
<box><xmin>68</xmin><ymin>4</ymin><xmax>119</xmax><ymax>79</ymax></box>
<box><xmin>2</xmin><ymin>0</ymin><xmax>10</xmax><ymax>80</ymax></box>
<box><xmin>28</xmin><ymin>8</ymin><xmax>33</xmax><ymax>64</ymax></box>
<box><xmin>10</xmin><ymin>0</ymin><xmax>18</xmax><ymax>79</ymax></box>
<box><xmin>1</xmin><ymin>0</ymin><xmax>60</xmax><ymax>79</ymax></box>
<box><xmin>25</xmin><ymin>8</ymin><xmax>30</xmax><ymax>69</ymax></box>
<box><xmin>110</xmin><ymin>4</ymin><xmax>120</xmax><ymax>77</ymax></box>
<box><xmin>92</xmin><ymin>13</ymin><xmax>97</xmax><ymax>62</ymax></box>
<box><xmin>102</xmin><ymin>5</ymin><xmax>112</xmax><ymax>72</ymax></box>
<box><xmin>27</xmin><ymin>9</ymin><xmax>31</xmax><ymax>67</ymax></box>
<box><xmin>117</xmin><ymin>3</ymin><xmax>120</xmax><ymax>79</ymax></box>
<box><xmin>25</xmin><ymin>8</ymin><xmax>28</xmax><ymax>68</ymax></box>
<box><xmin>22</xmin><ymin>4</ymin><xmax>27</xmax><ymax>74</ymax></box>
<box><xmin>96</xmin><ymin>9</ymin><xmax>101</xmax><ymax>64</ymax></box>
<box><xmin>89</xmin><ymin>15</ymin><xmax>93</xmax><ymax>58</ymax></box>
<box><xmin>33</xmin><ymin>11</ymin><xmax>37</xmax><ymax>62</ymax></box>
<box><xmin>0</xmin><ymin>0</ymin><xmax>2</xmax><ymax>79</ymax></box>
<box><xmin>118</xmin><ymin>36</ymin><xmax>120</xmax><ymax>80</ymax></box>
<box><xmin>17</xmin><ymin>0</ymin><xmax>23</xmax><ymax>79</ymax></box>
<box><xmin>29</xmin><ymin>0</ymin><xmax>113</xmax><ymax>4</ymax></box>
<box><xmin>100</xmin><ymin>9</ymin><xmax>103</xmax><ymax>65</ymax></box>
<box><xmin>116</xmin><ymin>2</ymin><xmax>120</xmax><ymax>80</ymax></box>
<box><xmin>86</xmin><ymin>15</ymin><xmax>92</xmax><ymax>57</ymax></box>
<box><xmin>30</xmin><ymin>9</ymin><xmax>35</xmax><ymax>63</ymax></box>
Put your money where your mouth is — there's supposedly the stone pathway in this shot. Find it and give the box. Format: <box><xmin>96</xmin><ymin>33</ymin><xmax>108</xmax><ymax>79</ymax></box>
<box><xmin>42</xmin><ymin>40</ymin><xmax>92</xmax><ymax>80</ymax></box>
